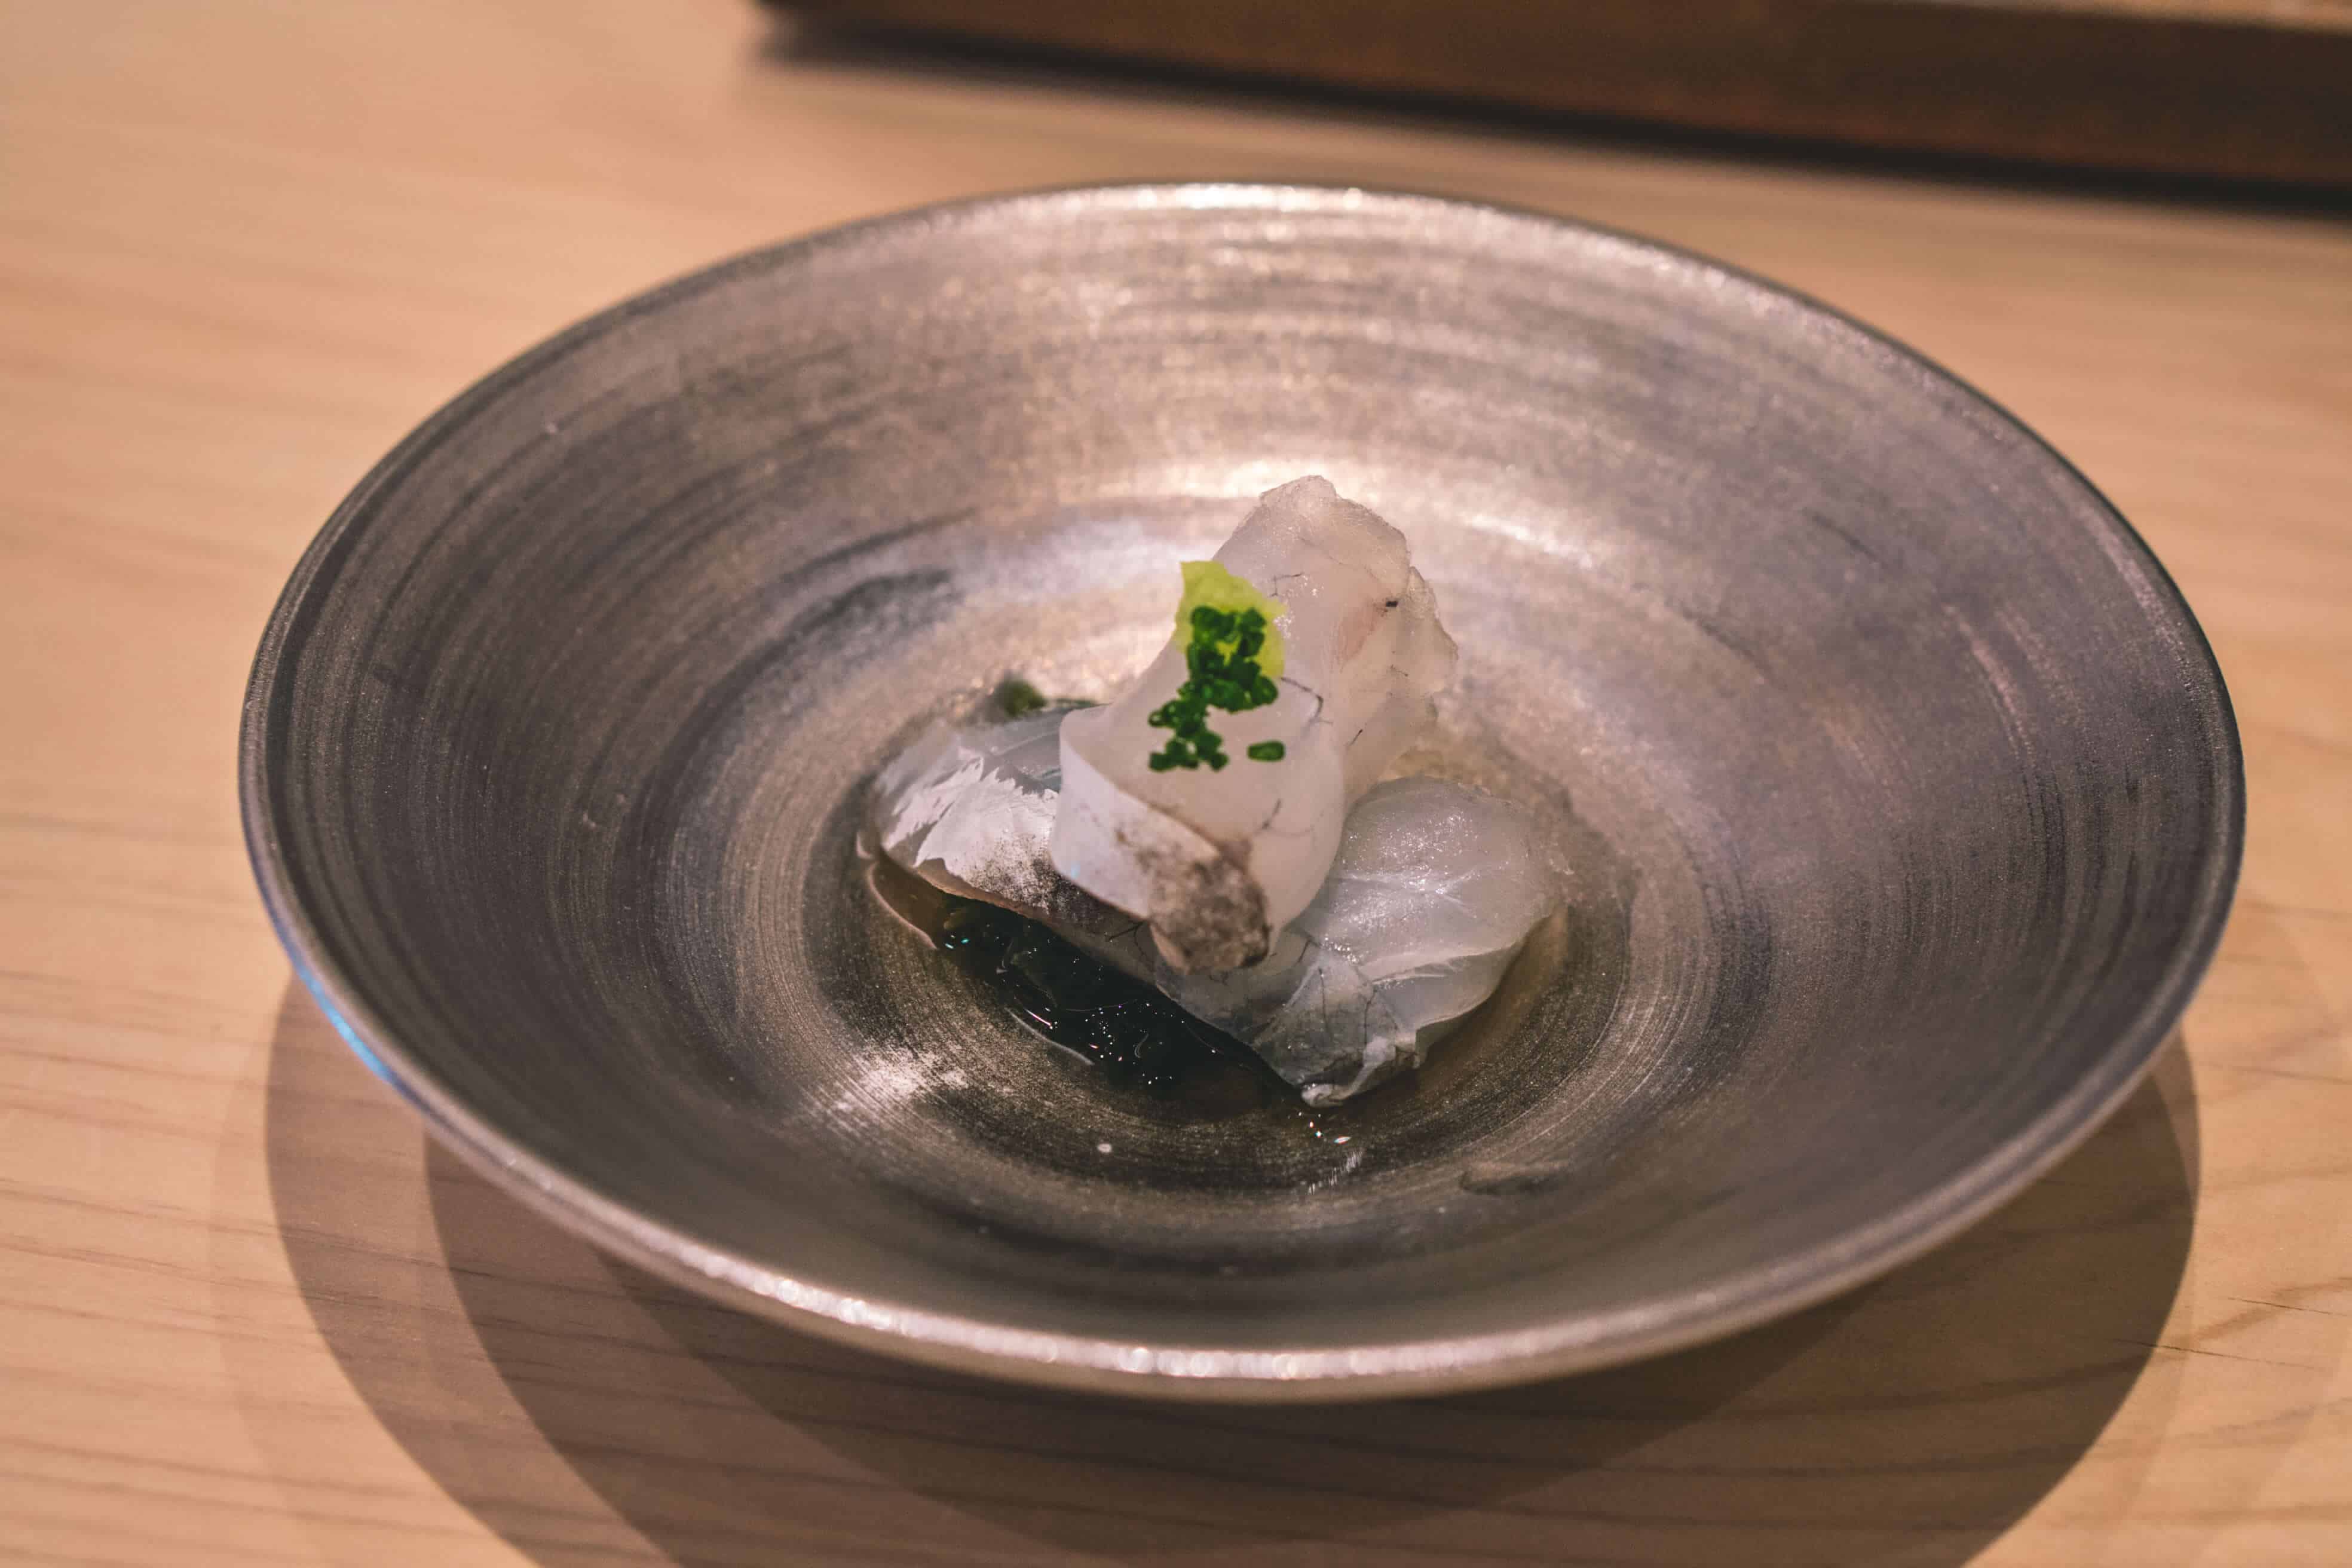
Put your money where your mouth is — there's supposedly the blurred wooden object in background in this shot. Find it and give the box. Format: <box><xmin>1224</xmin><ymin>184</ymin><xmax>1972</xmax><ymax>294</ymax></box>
<box><xmin>789</xmin><ymin>0</ymin><xmax>2352</xmax><ymax>186</ymax></box>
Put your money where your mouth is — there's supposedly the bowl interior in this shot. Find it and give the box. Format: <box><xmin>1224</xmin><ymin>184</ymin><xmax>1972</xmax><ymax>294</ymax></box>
<box><xmin>249</xmin><ymin>187</ymin><xmax>2237</xmax><ymax>1394</ymax></box>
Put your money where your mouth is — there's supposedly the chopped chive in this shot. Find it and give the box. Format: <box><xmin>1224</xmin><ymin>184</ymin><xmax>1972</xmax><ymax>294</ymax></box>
<box><xmin>995</xmin><ymin>678</ymin><xmax>1049</xmax><ymax>717</ymax></box>
<box><xmin>1147</xmin><ymin>582</ymin><xmax>1290</xmax><ymax>771</ymax></box>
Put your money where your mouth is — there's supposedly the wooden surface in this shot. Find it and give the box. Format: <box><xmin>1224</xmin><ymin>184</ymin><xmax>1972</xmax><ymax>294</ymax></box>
<box><xmin>796</xmin><ymin>0</ymin><xmax>2352</xmax><ymax>186</ymax></box>
<box><xmin>3</xmin><ymin>2</ymin><xmax>2349</xmax><ymax>1563</ymax></box>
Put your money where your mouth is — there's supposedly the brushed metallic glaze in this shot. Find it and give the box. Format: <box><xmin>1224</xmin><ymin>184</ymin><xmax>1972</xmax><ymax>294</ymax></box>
<box><xmin>240</xmin><ymin>185</ymin><xmax>2241</xmax><ymax>1401</ymax></box>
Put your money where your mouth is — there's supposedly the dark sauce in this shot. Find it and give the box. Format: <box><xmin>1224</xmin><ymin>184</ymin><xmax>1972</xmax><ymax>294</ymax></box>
<box><xmin>936</xmin><ymin>901</ymin><xmax>1270</xmax><ymax>1094</ymax></box>
<box><xmin>865</xmin><ymin>851</ymin><xmax>1294</xmax><ymax>1107</ymax></box>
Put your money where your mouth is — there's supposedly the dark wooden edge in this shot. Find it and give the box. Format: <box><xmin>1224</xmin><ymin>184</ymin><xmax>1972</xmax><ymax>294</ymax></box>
<box><xmin>783</xmin><ymin>0</ymin><xmax>2352</xmax><ymax>188</ymax></box>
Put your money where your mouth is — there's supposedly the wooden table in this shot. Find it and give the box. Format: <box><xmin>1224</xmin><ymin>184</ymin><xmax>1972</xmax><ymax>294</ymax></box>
<box><xmin>4</xmin><ymin>2</ymin><xmax>2347</xmax><ymax>1563</ymax></box>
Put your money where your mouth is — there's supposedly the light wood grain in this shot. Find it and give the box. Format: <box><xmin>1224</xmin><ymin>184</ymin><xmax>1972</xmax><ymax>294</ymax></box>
<box><xmin>2</xmin><ymin>2</ymin><xmax>2348</xmax><ymax>1563</ymax></box>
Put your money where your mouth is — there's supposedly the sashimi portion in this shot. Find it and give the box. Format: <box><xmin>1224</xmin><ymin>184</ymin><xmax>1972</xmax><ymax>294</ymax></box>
<box><xmin>1051</xmin><ymin>477</ymin><xmax>1458</xmax><ymax>973</ymax></box>
<box><xmin>1160</xmin><ymin>776</ymin><xmax>1558</xmax><ymax>1102</ymax></box>
<box><xmin>872</xmin><ymin>709</ymin><xmax>1556</xmax><ymax>1102</ymax></box>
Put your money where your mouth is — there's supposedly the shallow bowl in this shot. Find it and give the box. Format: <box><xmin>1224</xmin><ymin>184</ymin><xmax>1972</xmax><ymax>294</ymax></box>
<box><xmin>243</xmin><ymin>185</ymin><xmax>2240</xmax><ymax>1400</ymax></box>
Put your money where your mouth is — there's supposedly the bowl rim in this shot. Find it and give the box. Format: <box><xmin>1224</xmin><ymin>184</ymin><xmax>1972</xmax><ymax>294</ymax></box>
<box><xmin>240</xmin><ymin>180</ymin><xmax>2244</xmax><ymax>1402</ymax></box>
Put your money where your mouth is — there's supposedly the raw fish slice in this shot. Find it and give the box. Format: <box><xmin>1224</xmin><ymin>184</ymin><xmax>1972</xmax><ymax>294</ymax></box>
<box><xmin>1160</xmin><ymin>777</ymin><xmax>1558</xmax><ymax>1102</ymax></box>
<box><xmin>872</xmin><ymin>713</ymin><xmax>1556</xmax><ymax>1102</ymax></box>
<box><xmin>1052</xmin><ymin>476</ymin><xmax>1458</xmax><ymax>973</ymax></box>
<box><xmin>869</xmin><ymin>705</ymin><xmax>1116</xmax><ymax>933</ymax></box>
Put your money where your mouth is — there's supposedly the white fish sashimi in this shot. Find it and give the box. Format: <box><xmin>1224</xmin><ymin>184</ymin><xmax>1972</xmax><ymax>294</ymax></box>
<box><xmin>1051</xmin><ymin>477</ymin><xmax>1459</xmax><ymax>974</ymax></box>
<box><xmin>870</xmin><ymin>706</ymin><xmax>1113</xmax><ymax>932</ymax></box>
<box><xmin>872</xmin><ymin>710</ymin><xmax>1558</xmax><ymax>1102</ymax></box>
<box><xmin>1160</xmin><ymin>776</ymin><xmax>1558</xmax><ymax>1102</ymax></box>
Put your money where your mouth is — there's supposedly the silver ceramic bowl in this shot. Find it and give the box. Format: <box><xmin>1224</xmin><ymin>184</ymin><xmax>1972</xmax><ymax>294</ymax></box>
<box><xmin>242</xmin><ymin>185</ymin><xmax>2240</xmax><ymax>1401</ymax></box>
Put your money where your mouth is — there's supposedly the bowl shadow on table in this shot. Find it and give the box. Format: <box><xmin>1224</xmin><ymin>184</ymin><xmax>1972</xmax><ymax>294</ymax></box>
<box><xmin>265</xmin><ymin>985</ymin><xmax>2198</xmax><ymax>1567</ymax></box>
